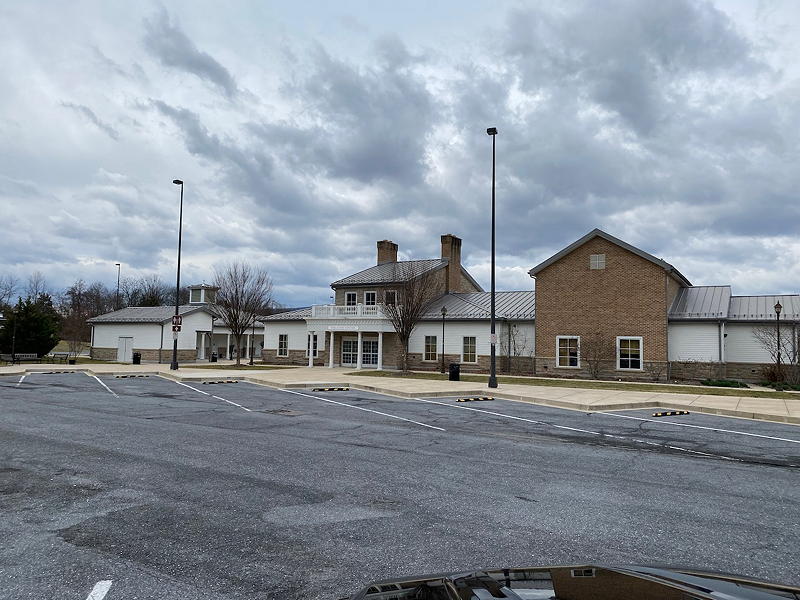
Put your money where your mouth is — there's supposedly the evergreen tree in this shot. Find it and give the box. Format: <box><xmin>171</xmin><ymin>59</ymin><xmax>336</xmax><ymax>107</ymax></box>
<box><xmin>0</xmin><ymin>295</ymin><xmax>61</xmax><ymax>356</ymax></box>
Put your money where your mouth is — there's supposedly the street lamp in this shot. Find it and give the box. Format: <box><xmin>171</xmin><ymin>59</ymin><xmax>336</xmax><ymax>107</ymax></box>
<box><xmin>250</xmin><ymin>319</ymin><xmax>256</xmax><ymax>366</ymax></box>
<box><xmin>440</xmin><ymin>305</ymin><xmax>447</xmax><ymax>374</ymax></box>
<box><xmin>775</xmin><ymin>301</ymin><xmax>783</xmax><ymax>382</ymax></box>
<box><xmin>486</xmin><ymin>126</ymin><xmax>498</xmax><ymax>388</ymax></box>
<box><xmin>170</xmin><ymin>179</ymin><xmax>184</xmax><ymax>370</ymax></box>
<box><xmin>115</xmin><ymin>263</ymin><xmax>121</xmax><ymax>310</ymax></box>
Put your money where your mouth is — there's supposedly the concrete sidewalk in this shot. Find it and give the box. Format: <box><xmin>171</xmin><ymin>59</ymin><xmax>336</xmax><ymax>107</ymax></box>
<box><xmin>2</xmin><ymin>362</ymin><xmax>799</xmax><ymax>425</ymax></box>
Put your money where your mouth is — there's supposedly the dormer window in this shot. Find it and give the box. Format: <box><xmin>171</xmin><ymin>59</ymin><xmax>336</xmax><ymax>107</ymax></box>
<box><xmin>190</xmin><ymin>288</ymin><xmax>202</xmax><ymax>303</ymax></box>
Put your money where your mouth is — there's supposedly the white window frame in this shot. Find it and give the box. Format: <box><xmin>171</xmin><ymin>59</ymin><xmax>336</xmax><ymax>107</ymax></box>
<box><xmin>277</xmin><ymin>334</ymin><xmax>288</xmax><ymax>357</ymax></box>
<box><xmin>589</xmin><ymin>253</ymin><xmax>606</xmax><ymax>270</ymax></box>
<box><xmin>190</xmin><ymin>288</ymin><xmax>202</xmax><ymax>303</ymax></box>
<box><xmin>384</xmin><ymin>290</ymin><xmax>397</xmax><ymax>305</ymax></box>
<box><xmin>306</xmin><ymin>333</ymin><xmax>318</xmax><ymax>358</ymax></box>
<box><xmin>462</xmin><ymin>336</ymin><xmax>477</xmax><ymax>363</ymax></box>
<box><xmin>616</xmin><ymin>336</ymin><xmax>643</xmax><ymax>371</ymax></box>
<box><xmin>345</xmin><ymin>291</ymin><xmax>357</xmax><ymax>306</ymax></box>
<box><xmin>364</xmin><ymin>291</ymin><xmax>377</xmax><ymax>306</ymax></box>
<box><xmin>556</xmin><ymin>335</ymin><xmax>580</xmax><ymax>368</ymax></box>
<box><xmin>424</xmin><ymin>335</ymin><xmax>437</xmax><ymax>361</ymax></box>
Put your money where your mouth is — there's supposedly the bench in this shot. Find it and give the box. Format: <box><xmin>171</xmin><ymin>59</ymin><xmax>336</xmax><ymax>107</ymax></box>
<box><xmin>50</xmin><ymin>352</ymin><xmax>70</xmax><ymax>364</ymax></box>
<box><xmin>0</xmin><ymin>353</ymin><xmax>42</xmax><ymax>364</ymax></box>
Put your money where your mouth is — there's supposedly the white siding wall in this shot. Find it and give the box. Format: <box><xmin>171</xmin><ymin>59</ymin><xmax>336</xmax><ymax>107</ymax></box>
<box><xmin>668</xmin><ymin>323</ymin><xmax>720</xmax><ymax>362</ymax></box>
<box><xmin>725</xmin><ymin>323</ymin><xmax>773</xmax><ymax>363</ymax></box>
<box><xmin>162</xmin><ymin>311</ymin><xmax>213</xmax><ymax>349</ymax></box>
<box><xmin>264</xmin><ymin>322</ymin><xmax>310</xmax><ymax>350</ymax></box>
<box><xmin>409</xmin><ymin>321</ymin><xmax>535</xmax><ymax>360</ymax></box>
<box><xmin>93</xmin><ymin>323</ymin><xmax>163</xmax><ymax>349</ymax></box>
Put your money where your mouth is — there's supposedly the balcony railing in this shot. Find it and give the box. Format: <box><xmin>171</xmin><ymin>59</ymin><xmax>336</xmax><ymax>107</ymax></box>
<box><xmin>310</xmin><ymin>303</ymin><xmax>388</xmax><ymax>318</ymax></box>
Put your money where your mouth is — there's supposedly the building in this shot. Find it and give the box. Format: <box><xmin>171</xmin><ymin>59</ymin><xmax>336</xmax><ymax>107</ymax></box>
<box><xmin>262</xmin><ymin>229</ymin><xmax>797</xmax><ymax>381</ymax></box>
<box><xmin>87</xmin><ymin>284</ymin><xmax>265</xmax><ymax>363</ymax></box>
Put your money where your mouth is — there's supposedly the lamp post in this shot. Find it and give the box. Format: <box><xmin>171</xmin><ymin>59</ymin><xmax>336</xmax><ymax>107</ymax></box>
<box><xmin>440</xmin><ymin>305</ymin><xmax>447</xmax><ymax>374</ymax></box>
<box><xmin>775</xmin><ymin>301</ymin><xmax>783</xmax><ymax>382</ymax></box>
<box><xmin>170</xmin><ymin>179</ymin><xmax>184</xmax><ymax>370</ymax></box>
<box><xmin>115</xmin><ymin>263</ymin><xmax>121</xmax><ymax>310</ymax></box>
<box><xmin>250</xmin><ymin>319</ymin><xmax>256</xmax><ymax>366</ymax></box>
<box><xmin>486</xmin><ymin>126</ymin><xmax>498</xmax><ymax>388</ymax></box>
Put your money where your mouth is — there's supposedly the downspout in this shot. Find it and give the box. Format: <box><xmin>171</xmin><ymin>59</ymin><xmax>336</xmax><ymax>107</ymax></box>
<box><xmin>159</xmin><ymin>323</ymin><xmax>164</xmax><ymax>364</ymax></box>
<box><xmin>506</xmin><ymin>318</ymin><xmax>511</xmax><ymax>374</ymax></box>
<box><xmin>717</xmin><ymin>320</ymin><xmax>724</xmax><ymax>378</ymax></box>
<box><xmin>90</xmin><ymin>325</ymin><xmax>94</xmax><ymax>358</ymax></box>
<box><xmin>665</xmin><ymin>273</ymin><xmax>671</xmax><ymax>380</ymax></box>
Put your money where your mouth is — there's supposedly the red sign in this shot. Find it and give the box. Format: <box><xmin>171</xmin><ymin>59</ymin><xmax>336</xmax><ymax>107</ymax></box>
<box><xmin>172</xmin><ymin>315</ymin><xmax>182</xmax><ymax>326</ymax></box>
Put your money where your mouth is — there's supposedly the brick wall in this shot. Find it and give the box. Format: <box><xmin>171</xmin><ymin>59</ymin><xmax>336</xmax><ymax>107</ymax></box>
<box><xmin>89</xmin><ymin>347</ymin><xmax>196</xmax><ymax>362</ymax></box>
<box><xmin>535</xmin><ymin>236</ymin><xmax>684</xmax><ymax>378</ymax></box>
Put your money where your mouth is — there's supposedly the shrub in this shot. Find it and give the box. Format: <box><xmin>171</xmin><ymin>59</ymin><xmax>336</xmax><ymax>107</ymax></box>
<box><xmin>700</xmin><ymin>379</ymin><xmax>748</xmax><ymax>388</ymax></box>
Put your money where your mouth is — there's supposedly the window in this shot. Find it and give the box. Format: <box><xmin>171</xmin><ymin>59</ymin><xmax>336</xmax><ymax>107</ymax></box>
<box><xmin>462</xmin><ymin>336</ymin><xmax>477</xmax><ymax>363</ymax></box>
<box><xmin>590</xmin><ymin>253</ymin><xmax>606</xmax><ymax>269</ymax></box>
<box><xmin>306</xmin><ymin>333</ymin><xmax>318</xmax><ymax>358</ymax></box>
<box><xmin>384</xmin><ymin>290</ymin><xmax>397</xmax><ymax>305</ymax></box>
<box><xmin>190</xmin><ymin>289</ymin><xmax>202</xmax><ymax>303</ymax></box>
<box><xmin>424</xmin><ymin>336</ymin><xmax>437</xmax><ymax>361</ymax></box>
<box><xmin>617</xmin><ymin>336</ymin><xmax>642</xmax><ymax>370</ymax></box>
<box><xmin>365</xmin><ymin>291</ymin><xmax>376</xmax><ymax>306</ymax></box>
<box><xmin>557</xmin><ymin>336</ymin><xmax>580</xmax><ymax>368</ymax></box>
<box><xmin>277</xmin><ymin>334</ymin><xmax>288</xmax><ymax>357</ymax></box>
<box><xmin>345</xmin><ymin>292</ymin><xmax>357</xmax><ymax>306</ymax></box>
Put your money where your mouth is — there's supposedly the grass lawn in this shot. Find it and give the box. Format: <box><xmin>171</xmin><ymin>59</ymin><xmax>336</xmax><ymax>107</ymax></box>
<box><xmin>350</xmin><ymin>370</ymin><xmax>800</xmax><ymax>400</ymax></box>
<box><xmin>187</xmin><ymin>363</ymin><xmax>299</xmax><ymax>370</ymax></box>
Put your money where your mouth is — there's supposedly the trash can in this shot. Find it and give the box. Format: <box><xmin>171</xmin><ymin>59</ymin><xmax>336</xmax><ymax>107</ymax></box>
<box><xmin>132</xmin><ymin>352</ymin><xmax>141</xmax><ymax>365</ymax></box>
<box><xmin>448</xmin><ymin>362</ymin><xmax>460</xmax><ymax>381</ymax></box>
<box><xmin>210</xmin><ymin>352</ymin><xmax>218</xmax><ymax>363</ymax></box>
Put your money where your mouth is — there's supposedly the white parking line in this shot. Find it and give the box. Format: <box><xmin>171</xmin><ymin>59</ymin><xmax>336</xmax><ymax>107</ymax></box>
<box><xmin>413</xmin><ymin>397</ymin><xmax>739</xmax><ymax>460</ymax></box>
<box><xmin>282</xmin><ymin>389</ymin><xmax>445</xmax><ymax>431</ymax></box>
<box><xmin>86</xmin><ymin>580</ymin><xmax>112</xmax><ymax>600</ymax></box>
<box><xmin>596</xmin><ymin>412</ymin><xmax>800</xmax><ymax>445</ymax></box>
<box><xmin>16</xmin><ymin>375</ymin><xmax>25</xmax><ymax>387</ymax></box>
<box><xmin>173</xmin><ymin>381</ymin><xmax>251</xmax><ymax>412</ymax></box>
<box><xmin>92</xmin><ymin>376</ymin><xmax>118</xmax><ymax>398</ymax></box>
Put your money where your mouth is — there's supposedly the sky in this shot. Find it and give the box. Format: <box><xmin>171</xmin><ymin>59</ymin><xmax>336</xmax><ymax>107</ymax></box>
<box><xmin>1</xmin><ymin>0</ymin><xmax>799</xmax><ymax>307</ymax></box>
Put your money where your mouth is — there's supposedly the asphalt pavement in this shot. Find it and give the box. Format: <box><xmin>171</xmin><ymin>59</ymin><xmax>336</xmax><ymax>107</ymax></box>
<box><xmin>1</xmin><ymin>372</ymin><xmax>798</xmax><ymax>599</ymax></box>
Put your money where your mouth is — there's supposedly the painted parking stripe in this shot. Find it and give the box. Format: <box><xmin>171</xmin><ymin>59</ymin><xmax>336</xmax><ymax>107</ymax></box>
<box><xmin>413</xmin><ymin>397</ymin><xmax>740</xmax><ymax>461</ymax></box>
<box><xmin>92</xmin><ymin>376</ymin><xmax>118</xmax><ymax>398</ymax></box>
<box><xmin>597</xmin><ymin>412</ymin><xmax>800</xmax><ymax>445</ymax></box>
<box><xmin>282</xmin><ymin>389</ymin><xmax>445</xmax><ymax>431</ymax></box>
<box><xmin>15</xmin><ymin>375</ymin><xmax>25</xmax><ymax>387</ymax></box>
<box><xmin>173</xmin><ymin>380</ymin><xmax>251</xmax><ymax>412</ymax></box>
<box><xmin>86</xmin><ymin>580</ymin><xmax>112</xmax><ymax>600</ymax></box>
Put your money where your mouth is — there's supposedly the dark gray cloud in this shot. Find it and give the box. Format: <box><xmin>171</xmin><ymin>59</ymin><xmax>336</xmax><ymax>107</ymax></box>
<box><xmin>60</xmin><ymin>102</ymin><xmax>119</xmax><ymax>140</ymax></box>
<box><xmin>142</xmin><ymin>9</ymin><xmax>238</xmax><ymax>98</ymax></box>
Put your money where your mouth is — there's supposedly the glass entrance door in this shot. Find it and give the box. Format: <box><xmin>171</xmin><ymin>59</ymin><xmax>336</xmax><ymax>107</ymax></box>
<box><xmin>362</xmin><ymin>340</ymin><xmax>378</xmax><ymax>366</ymax></box>
<box><xmin>341</xmin><ymin>339</ymin><xmax>358</xmax><ymax>366</ymax></box>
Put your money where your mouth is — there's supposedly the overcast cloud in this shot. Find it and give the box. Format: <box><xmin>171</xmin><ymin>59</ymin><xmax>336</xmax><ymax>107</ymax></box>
<box><xmin>1</xmin><ymin>1</ymin><xmax>799</xmax><ymax>306</ymax></box>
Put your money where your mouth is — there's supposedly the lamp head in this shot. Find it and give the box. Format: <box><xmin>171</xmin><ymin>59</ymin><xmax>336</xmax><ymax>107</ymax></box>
<box><xmin>486</xmin><ymin>127</ymin><xmax>497</xmax><ymax>136</ymax></box>
<box><xmin>441</xmin><ymin>306</ymin><xmax>447</xmax><ymax>316</ymax></box>
<box><xmin>173</xmin><ymin>179</ymin><xmax>183</xmax><ymax>185</ymax></box>
<box><xmin>775</xmin><ymin>302</ymin><xmax>783</xmax><ymax>315</ymax></box>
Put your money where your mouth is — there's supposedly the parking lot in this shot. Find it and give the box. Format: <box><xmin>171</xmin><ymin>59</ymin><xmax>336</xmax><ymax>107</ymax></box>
<box><xmin>1</xmin><ymin>371</ymin><xmax>799</xmax><ymax>599</ymax></box>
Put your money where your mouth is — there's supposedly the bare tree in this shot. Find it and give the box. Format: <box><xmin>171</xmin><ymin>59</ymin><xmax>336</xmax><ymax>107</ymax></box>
<box><xmin>0</xmin><ymin>274</ymin><xmax>19</xmax><ymax>308</ymax></box>
<box><xmin>753</xmin><ymin>324</ymin><xmax>798</xmax><ymax>384</ymax></box>
<box><xmin>26</xmin><ymin>271</ymin><xmax>48</xmax><ymax>299</ymax></box>
<box><xmin>119</xmin><ymin>275</ymin><xmax>174</xmax><ymax>307</ymax></box>
<box><xmin>381</xmin><ymin>263</ymin><xmax>442</xmax><ymax>373</ymax></box>
<box><xmin>499</xmin><ymin>323</ymin><xmax>532</xmax><ymax>374</ymax></box>
<box><xmin>580</xmin><ymin>332</ymin><xmax>613</xmax><ymax>380</ymax></box>
<box><xmin>213</xmin><ymin>261</ymin><xmax>274</xmax><ymax>366</ymax></box>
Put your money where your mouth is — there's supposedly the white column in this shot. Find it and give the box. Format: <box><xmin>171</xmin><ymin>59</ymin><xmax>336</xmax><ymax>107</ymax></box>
<box><xmin>357</xmin><ymin>330</ymin><xmax>363</xmax><ymax>370</ymax></box>
<box><xmin>246</xmin><ymin>333</ymin><xmax>251</xmax><ymax>359</ymax></box>
<box><xmin>329</xmin><ymin>331</ymin><xmax>335</xmax><ymax>368</ymax></box>
<box><xmin>226</xmin><ymin>333</ymin><xmax>231</xmax><ymax>359</ymax></box>
<box><xmin>377</xmin><ymin>331</ymin><xmax>383</xmax><ymax>370</ymax></box>
<box><xmin>199</xmin><ymin>332</ymin><xmax>206</xmax><ymax>360</ymax></box>
<box><xmin>308</xmin><ymin>331</ymin><xmax>315</xmax><ymax>367</ymax></box>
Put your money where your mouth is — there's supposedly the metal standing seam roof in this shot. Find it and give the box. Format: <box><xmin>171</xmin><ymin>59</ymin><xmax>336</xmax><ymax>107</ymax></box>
<box><xmin>727</xmin><ymin>295</ymin><xmax>800</xmax><ymax>321</ymax></box>
<box><xmin>87</xmin><ymin>305</ymin><xmax>212</xmax><ymax>324</ymax></box>
<box><xmin>422</xmin><ymin>291</ymin><xmax>535</xmax><ymax>320</ymax></box>
<box><xmin>330</xmin><ymin>259</ymin><xmax>484</xmax><ymax>291</ymax></box>
<box><xmin>528</xmin><ymin>228</ymin><xmax>692</xmax><ymax>287</ymax></box>
<box><xmin>259</xmin><ymin>307</ymin><xmax>312</xmax><ymax>322</ymax></box>
<box><xmin>668</xmin><ymin>286</ymin><xmax>731</xmax><ymax>320</ymax></box>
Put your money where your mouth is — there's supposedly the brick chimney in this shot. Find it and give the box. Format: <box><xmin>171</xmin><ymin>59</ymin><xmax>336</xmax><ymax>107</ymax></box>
<box><xmin>377</xmin><ymin>240</ymin><xmax>398</xmax><ymax>265</ymax></box>
<box><xmin>441</xmin><ymin>234</ymin><xmax>462</xmax><ymax>292</ymax></box>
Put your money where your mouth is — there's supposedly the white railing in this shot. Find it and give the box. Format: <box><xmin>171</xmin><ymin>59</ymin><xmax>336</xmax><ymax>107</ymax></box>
<box><xmin>310</xmin><ymin>303</ymin><xmax>387</xmax><ymax>318</ymax></box>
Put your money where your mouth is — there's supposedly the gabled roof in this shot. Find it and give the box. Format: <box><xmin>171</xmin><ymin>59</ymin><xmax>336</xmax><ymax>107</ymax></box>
<box><xmin>331</xmin><ymin>259</ymin><xmax>483</xmax><ymax>291</ymax></box>
<box><xmin>528</xmin><ymin>228</ymin><xmax>692</xmax><ymax>287</ymax></box>
<box><xmin>728</xmin><ymin>295</ymin><xmax>800</xmax><ymax>321</ymax></box>
<box><xmin>422</xmin><ymin>291</ymin><xmax>535</xmax><ymax>320</ymax></box>
<box><xmin>669</xmin><ymin>286</ymin><xmax>731</xmax><ymax>320</ymax></box>
<box><xmin>87</xmin><ymin>305</ymin><xmax>213</xmax><ymax>324</ymax></box>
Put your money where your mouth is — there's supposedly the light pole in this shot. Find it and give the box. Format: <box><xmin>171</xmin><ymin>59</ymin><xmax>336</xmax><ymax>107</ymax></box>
<box><xmin>775</xmin><ymin>301</ymin><xmax>783</xmax><ymax>382</ymax></box>
<box><xmin>170</xmin><ymin>179</ymin><xmax>184</xmax><ymax>370</ymax></box>
<box><xmin>486</xmin><ymin>127</ymin><xmax>498</xmax><ymax>388</ymax></box>
<box><xmin>115</xmin><ymin>263</ymin><xmax>121</xmax><ymax>310</ymax></box>
<box><xmin>440</xmin><ymin>305</ymin><xmax>447</xmax><ymax>374</ymax></box>
<box><xmin>249</xmin><ymin>319</ymin><xmax>256</xmax><ymax>366</ymax></box>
